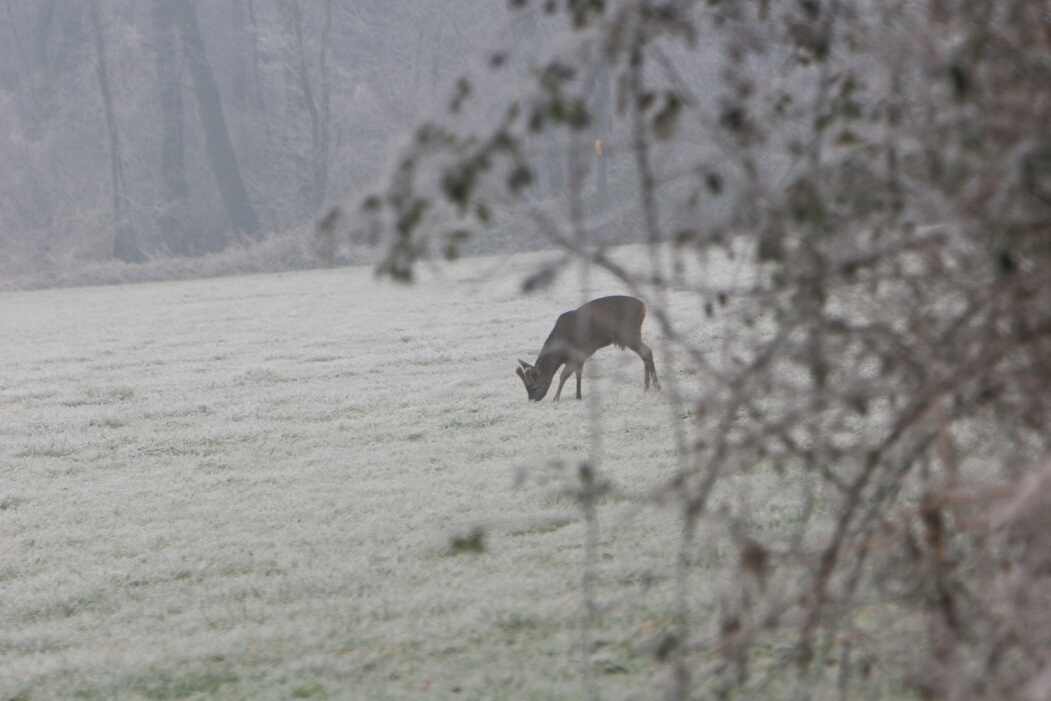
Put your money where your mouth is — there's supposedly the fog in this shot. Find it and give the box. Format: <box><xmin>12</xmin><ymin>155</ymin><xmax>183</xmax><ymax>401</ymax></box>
<box><xmin>7</xmin><ymin>3</ymin><xmax>1051</xmax><ymax>699</ymax></box>
<box><xmin>0</xmin><ymin>1</ymin><xmax>570</xmax><ymax>286</ymax></box>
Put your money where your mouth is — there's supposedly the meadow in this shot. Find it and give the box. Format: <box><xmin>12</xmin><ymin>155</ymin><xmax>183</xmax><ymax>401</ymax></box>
<box><xmin>2</xmin><ymin>246</ymin><xmax>764</xmax><ymax>700</ymax></box>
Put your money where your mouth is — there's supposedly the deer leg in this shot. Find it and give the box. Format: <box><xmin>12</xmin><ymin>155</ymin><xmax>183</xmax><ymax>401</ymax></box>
<box><xmin>554</xmin><ymin>365</ymin><xmax>575</xmax><ymax>401</ymax></box>
<box><xmin>575</xmin><ymin>365</ymin><xmax>583</xmax><ymax>400</ymax></box>
<box><xmin>632</xmin><ymin>342</ymin><xmax>660</xmax><ymax>391</ymax></box>
<box><xmin>647</xmin><ymin>346</ymin><xmax>660</xmax><ymax>390</ymax></box>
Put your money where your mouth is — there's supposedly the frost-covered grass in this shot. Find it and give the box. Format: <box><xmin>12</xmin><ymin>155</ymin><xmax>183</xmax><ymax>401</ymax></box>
<box><xmin>1</xmin><ymin>246</ymin><xmax>763</xmax><ymax>700</ymax></box>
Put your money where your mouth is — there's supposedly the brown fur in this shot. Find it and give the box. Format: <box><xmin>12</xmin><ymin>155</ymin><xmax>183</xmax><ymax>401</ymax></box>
<box><xmin>515</xmin><ymin>296</ymin><xmax>660</xmax><ymax>401</ymax></box>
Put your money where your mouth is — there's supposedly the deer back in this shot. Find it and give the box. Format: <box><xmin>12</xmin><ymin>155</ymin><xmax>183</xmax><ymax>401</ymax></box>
<box><xmin>541</xmin><ymin>295</ymin><xmax>646</xmax><ymax>360</ymax></box>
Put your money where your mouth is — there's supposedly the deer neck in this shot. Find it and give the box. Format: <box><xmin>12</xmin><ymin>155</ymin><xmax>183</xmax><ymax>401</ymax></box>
<box><xmin>533</xmin><ymin>349</ymin><xmax>566</xmax><ymax>395</ymax></box>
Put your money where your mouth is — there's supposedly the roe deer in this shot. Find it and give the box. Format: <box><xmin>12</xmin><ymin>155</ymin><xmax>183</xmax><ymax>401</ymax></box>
<box><xmin>515</xmin><ymin>295</ymin><xmax>660</xmax><ymax>401</ymax></box>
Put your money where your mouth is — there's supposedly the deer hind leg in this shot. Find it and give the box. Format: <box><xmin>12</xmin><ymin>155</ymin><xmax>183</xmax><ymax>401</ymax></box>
<box><xmin>632</xmin><ymin>341</ymin><xmax>660</xmax><ymax>391</ymax></box>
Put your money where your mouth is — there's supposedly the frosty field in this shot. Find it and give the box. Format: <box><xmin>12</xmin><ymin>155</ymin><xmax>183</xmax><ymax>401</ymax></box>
<box><xmin>1</xmin><ymin>248</ymin><xmax>750</xmax><ymax>700</ymax></box>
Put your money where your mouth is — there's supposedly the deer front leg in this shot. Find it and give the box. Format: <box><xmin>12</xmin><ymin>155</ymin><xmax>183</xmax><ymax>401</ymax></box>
<box><xmin>575</xmin><ymin>365</ymin><xmax>582</xmax><ymax>399</ymax></box>
<box><xmin>554</xmin><ymin>364</ymin><xmax>576</xmax><ymax>401</ymax></box>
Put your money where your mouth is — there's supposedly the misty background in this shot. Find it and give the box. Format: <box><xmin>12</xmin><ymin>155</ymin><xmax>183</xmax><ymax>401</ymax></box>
<box><xmin>2</xmin><ymin>0</ymin><xmax>641</xmax><ymax>287</ymax></box>
<box><xmin>7</xmin><ymin>2</ymin><xmax>1051</xmax><ymax>699</ymax></box>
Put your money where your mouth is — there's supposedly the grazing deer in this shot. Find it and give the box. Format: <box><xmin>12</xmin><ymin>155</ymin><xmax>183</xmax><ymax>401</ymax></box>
<box><xmin>516</xmin><ymin>295</ymin><xmax>660</xmax><ymax>401</ymax></box>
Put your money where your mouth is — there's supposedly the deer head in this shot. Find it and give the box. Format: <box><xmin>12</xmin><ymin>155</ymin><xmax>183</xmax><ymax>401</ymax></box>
<box><xmin>515</xmin><ymin>359</ymin><xmax>550</xmax><ymax>401</ymax></box>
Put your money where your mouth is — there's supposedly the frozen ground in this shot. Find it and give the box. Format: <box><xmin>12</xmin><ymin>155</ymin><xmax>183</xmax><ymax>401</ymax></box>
<box><xmin>1</xmin><ymin>246</ymin><xmax>756</xmax><ymax>700</ymax></box>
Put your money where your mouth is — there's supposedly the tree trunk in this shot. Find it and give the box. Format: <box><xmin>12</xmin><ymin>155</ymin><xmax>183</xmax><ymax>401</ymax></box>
<box><xmin>169</xmin><ymin>0</ymin><xmax>260</xmax><ymax>240</ymax></box>
<box><xmin>88</xmin><ymin>0</ymin><xmax>143</xmax><ymax>263</ymax></box>
<box><xmin>25</xmin><ymin>0</ymin><xmax>57</xmax><ymax>130</ymax></box>
<box><xmin>244</xmin><ymin>0</ymin><xmax>267</xmax><ymax>115</ymax></box>
<box><xmin>591</xmin><ymin>61</ymin><xmax>613</xmax><ymax>244</ymax></box>
<box><xmin>288</xmin><ymin>0</ymin><xmax>331</xmax><ymax>213</ymax></box>
<box><xmin>594</xmin><ymin>63</ymin><xmax>611</xmax><ymax>214</ymax></box>
<box><xmin>152</xmin><ymin>0</ymin><xmax>190</xmax><ymax>254</ymax></box>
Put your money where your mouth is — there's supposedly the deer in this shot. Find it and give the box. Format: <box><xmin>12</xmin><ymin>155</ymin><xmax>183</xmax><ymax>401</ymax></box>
<box><xmin>515</xmin><ymin>295</ymin><xmax>660</xmax><ymax>401</ymax></box>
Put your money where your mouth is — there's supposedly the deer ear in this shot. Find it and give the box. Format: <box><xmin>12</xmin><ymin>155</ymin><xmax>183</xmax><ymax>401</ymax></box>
<box><xmin>518</xmin><ymin>359</ymin><xmax>532</xmax><ymax>370</ymax></box>
<box><xmin>515</xmin><ymin>366</ymin><xmax>526</xmax><ymax>380</ymax></box>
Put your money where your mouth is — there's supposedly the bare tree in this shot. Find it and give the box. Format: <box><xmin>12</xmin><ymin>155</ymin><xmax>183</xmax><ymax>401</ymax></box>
<box><xmin>168</xmin><ymin>0</ymin><xmax>259</xmax><ymax>241</ymax></box>
<box><xmin>360</xmin><ymin>1</ymin><xmax>1051</xmax><ymax>699</ymax></box>
<box><xmin>152</xmin><ymin>0</ymin><xmax>190</xmax><ymax>254</ymax></box>
<box><xmin>286</xmin><ymin>0</ymin><xmax>333</xmax><ymax>213</ymax></box>
<box><xmin>88</xmin><ymin>0</ymin><xmax>142</xmax><ymax>263</ymax></box>
<box><xmin>1</xmin><ymin>0</ymin><xmax>517</xmax><ymax>282</ymax></box>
